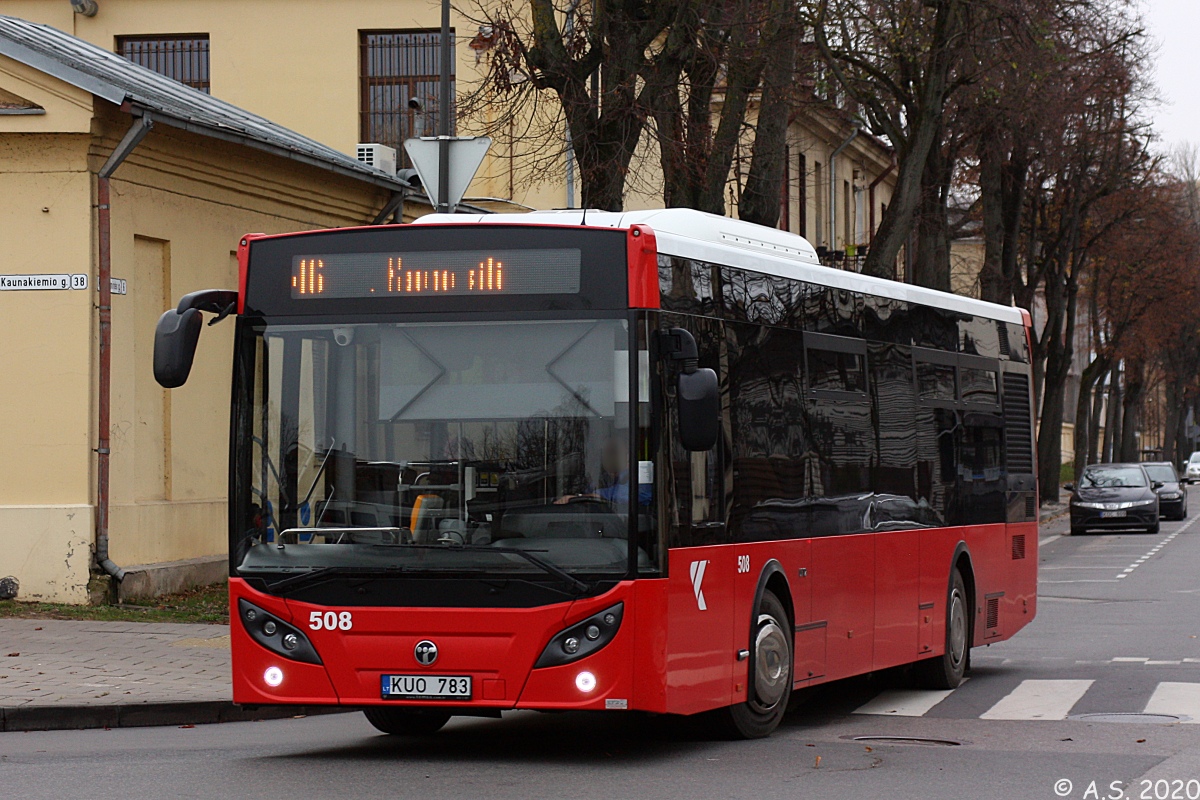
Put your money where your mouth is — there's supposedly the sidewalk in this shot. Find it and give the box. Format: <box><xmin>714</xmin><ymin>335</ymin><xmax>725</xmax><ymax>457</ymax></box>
<box><xmin>0</xmin><ymin>619</ymin><xmax>339</xmax><ymax>732</ymax></box>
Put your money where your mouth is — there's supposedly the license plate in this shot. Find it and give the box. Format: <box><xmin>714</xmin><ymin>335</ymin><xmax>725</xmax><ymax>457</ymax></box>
<box><xmin>381</xmin><ymin>674</ymin><xmax>472</xmax><ymax>700</ymax></box>
<box><xmin>1100</xmin><ymin>510</ymin><xmax>1126</xmax><ymax>518</ymax></box>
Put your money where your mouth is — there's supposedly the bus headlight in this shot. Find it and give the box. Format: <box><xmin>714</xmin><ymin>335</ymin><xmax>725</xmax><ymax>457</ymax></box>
<box><xmin>238</xmin><ymin>599</ymin><xmax>322</xmax><ymax>665</ymax></box>
<box><xmin>534</xmin><ymin>602</ymin><xmax>623</xmax><ymax>668</ymax></box>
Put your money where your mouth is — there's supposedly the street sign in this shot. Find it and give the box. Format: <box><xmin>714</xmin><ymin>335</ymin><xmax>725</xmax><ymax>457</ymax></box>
<box><xmin>0</xmin><ymin>274</ymin><xmax>87</xmax><ymax>291</ymax></box>
<box><xmin>403</xmin><ymin>136</ymin><xmax>491</xmax><ymax>211</ymax></box>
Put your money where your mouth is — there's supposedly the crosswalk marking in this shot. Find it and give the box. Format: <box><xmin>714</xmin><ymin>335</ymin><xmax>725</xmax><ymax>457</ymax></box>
<box><xmin>979</xmin><ymin>679</ymin><xmax>1093</xmax><ymax>720</ymax></box>
<box><xmin>1144</xmin><ymin>682</ymin><xmax>1200</xmax><ymax>723</ymax></box>
<box><xmin>853</xmin><ymin>688</ymin><xmax>957</xmax><ymax>717</ymax></box>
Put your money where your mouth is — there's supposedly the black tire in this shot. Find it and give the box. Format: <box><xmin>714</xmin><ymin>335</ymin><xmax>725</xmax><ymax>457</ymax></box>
<box><xmin>712</xmin><ymin>591</ymin><xmax>792</xmax><ymax>739</ymax></box>
<box><xmin>1069</xmin><ymin>526</ymin><xmax>1083</xmax><ymax>536</ymax></box>
<box><xmin>363</xmin><ymin>707</ymin><xmax>452</xmax><ymax>735</ymax></box>
<box><xmin>1147</xmin><ymin>519</ymin><xmax>1160</xmax><ymax>534</ymax></box>
<box><xmin>914</xmin><ymin>569</ymin><xmax>969</xmax><ymax>690</ymax></box>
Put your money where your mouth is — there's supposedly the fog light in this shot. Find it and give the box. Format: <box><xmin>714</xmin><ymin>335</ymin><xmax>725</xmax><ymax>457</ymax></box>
<box><xmin>603</xmin><ymin>613</ymin><xmax>616</xmax><ymax>626</ymax></box>
<box><xmin>585</xmin><ymin>624</ymin><xmax>601</xmax><ymax>641</ymax></box>
<box><xmin>575</xmin><ymin>671</ymin><xmax>596</xmax><ymax>692</ymax></box>
<box><xmin>263</xmin><ymin>621</ymin><xmax>277</xmax><ymax>635</ymax></box>
<box><xmin>562</xmin><ymin>636</ymin><xmax>580</xmax><ymax>655</ymax></box>
<box><xmin>263</xmin><ymin>666</ymin><xmax>284</xmax><ymax>687</ymax></box>
<box><xmin>281</xmin><ymin>633</ymin><xmax>299</xmax><ymax>651</ymax></box>
<box><xmin>244</xmin><ymin>608</ymin><xmax>258</xmax><ymax>622</ymax></box>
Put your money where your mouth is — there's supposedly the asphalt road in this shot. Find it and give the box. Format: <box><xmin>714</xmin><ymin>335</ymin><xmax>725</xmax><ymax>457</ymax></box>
<box><xmin>4</xmin><ymin>499</ymin><xmax>1200</xmax><ymax>800</ymax></box>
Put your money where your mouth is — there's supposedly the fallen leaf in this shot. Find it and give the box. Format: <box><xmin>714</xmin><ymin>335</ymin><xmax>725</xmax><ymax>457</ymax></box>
<box><xmin>6</xmin><ymin>652</ymin><xmax>18</xmax><ymax>657</ymax></box>
<box><xmin>179</xmin><ymin>724</ymin><xmax>195</xmax><ymax>729</ymax></box>
<box><xmin>814</xmin><ymin>755</ymin><xmax>822</xmax><ymax>768</ymax></box>
<box><xmin>864</xmin><ymin>746</ymin><xmax>873</xmax><ymax>752</ymax></box>
<box><xmin>33</xmin><ymin>627</ymin><xmax>42</xmax><ymax>631</ymax></box>
<box><xmin>1137</xmin><ymin>739</ymin><xmax>1146</xmax><ymax>743</ymax></box>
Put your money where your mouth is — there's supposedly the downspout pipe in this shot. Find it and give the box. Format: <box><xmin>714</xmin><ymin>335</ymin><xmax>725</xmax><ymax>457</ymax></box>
<box><xmin>868</xmin><ymin>157</ymin><xmax>896</xmax><ymax>244</ymax></box>
<box><xmin>828</xmin><ymin>124</ymin><xmax>860</xmax><ymax>254</ymax></box>
<box><xmin>94</xmin><ymin>111</ymin><xmax>154</xmax><ymax>584</ymax></box>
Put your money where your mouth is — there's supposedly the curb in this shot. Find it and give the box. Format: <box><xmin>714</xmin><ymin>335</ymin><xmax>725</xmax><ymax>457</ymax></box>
<box><xmin>0</xmin><ymin>701</ymin><xmax>349</xmax><ymax>732</ymax></box>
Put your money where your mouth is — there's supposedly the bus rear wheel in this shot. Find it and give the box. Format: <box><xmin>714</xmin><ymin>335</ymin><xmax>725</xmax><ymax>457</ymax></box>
<box><xmin>363</xmin><ymin>707</ymin><xmax>452</xmax><ymax>735</ymax></box>
<box><xmin>914</xmin><ymin>569</ymin><xmax>969</xmax><ymax>690</ymax></box>
<box><xmin>713</xmin><ymin>591</ymin><xmax>793</xmax><ymax>739</ymax></box>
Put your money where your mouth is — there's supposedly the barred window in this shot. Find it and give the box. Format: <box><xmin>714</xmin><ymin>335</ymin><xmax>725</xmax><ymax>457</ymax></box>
<box><xmin>117</xmin><ymin>34</ymin><xmax>210</xmax><ymax>93</ymax></box>
<box><xmin>360</xmin><ymin>30</ymin><xmax>455</xmax><ymax>165</ymax></box>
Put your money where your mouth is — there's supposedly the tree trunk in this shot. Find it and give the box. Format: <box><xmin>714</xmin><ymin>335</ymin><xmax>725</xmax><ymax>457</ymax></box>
<box><xmin>739</xmin><ymin>13</ymin><xmax>798</xmax><ymax>228</ymax></box>
<box><xmin>1037</xmin><ymin>274</ymin><xmax>1078</xmax><ymax>503</ymax></box>
<box><xmin>1106</xmin><ymin>367</ymin><xmax>1123</xmax><ymax>462</ymax></box>
<box><xmin>1119</xmin><ymin>360</ymin><xmax>1144</xmax><ymax>463</ymax></box>
<box><xmin>1073</xmin><ymin>356</ymin><xmax>1108</xmax><ymax>481</ymax></box>
<box><xmin>978</xmin><ymin>130</ymin><xmax>1006</xmax><ymax>303</ymax></box>
<box><xmin>1088</xmin><ymin>367</ymin><xmax>1106</xmax><ymax>464</ymax></box>
<box><xmin>910</xmin><ymin>135</ymin><xmax>953</xmax><ymax>292</ymax></box>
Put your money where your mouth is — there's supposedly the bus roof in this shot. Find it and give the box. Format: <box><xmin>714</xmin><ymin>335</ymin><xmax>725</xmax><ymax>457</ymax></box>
<box><xmin>411</xmin><ymin>208</ymin><xmax>1025</xmax><ymax>325</ymax></box>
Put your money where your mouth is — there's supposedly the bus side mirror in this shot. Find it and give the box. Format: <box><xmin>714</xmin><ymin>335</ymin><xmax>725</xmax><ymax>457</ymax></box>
<box><xmin>153</xmin><ymin>289</ymin><xmax>238</xmax><ymax>388</ymax></box>
<box><xmin>154</xmin><ymin>307</ymin><xmax>203</xmax><ymax>388</ymax></box>
<box><xmin>678</xmin><ymin>368</ymin><xmax>719</xmax><ymax>451</ymax></box>
<box><xmin>659</xmin><ymin>327</ymin><xmax>719</xmax><ymax>452</ymax></box>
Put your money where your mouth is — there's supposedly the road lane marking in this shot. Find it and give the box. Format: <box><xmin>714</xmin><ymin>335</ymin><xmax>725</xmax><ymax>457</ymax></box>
<box><xmin>980</xmin><ymin>679</ymin><xmax>1093</xmax><ymax>720</ymax></box>
<box><xmin>1039</xmin><ymin>535</ymin><xmax>1060</xmax><ymax>547</ymax></box>
<box><xmin>1113</xmin><ymin>657</ymin><xmax>1150</xmax><ymax>662</ymax></box>
<box><xmin>853</xmin><ymin>688</ymin><xmax>958</xmax><ymax>717</ymax></box>
<box><xmin>1111</xmin><ymin>522</ymin><xmax>1195</xmax><ymax>578</ymax></box>
<box><xmin>1144</xmin><ymin>683</ymin><xmax>1200</xmax><ymax>722</ymax></box>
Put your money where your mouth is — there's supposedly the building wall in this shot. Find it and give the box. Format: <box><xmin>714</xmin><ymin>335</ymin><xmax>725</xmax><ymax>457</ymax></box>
<box><xmin>0</xmin><ymin>73</ymin><xmax>394</xmax><ymax>599</ymax></box>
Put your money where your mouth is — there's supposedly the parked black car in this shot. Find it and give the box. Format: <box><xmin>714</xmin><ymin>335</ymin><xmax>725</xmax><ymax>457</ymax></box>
<box><xmin>1066</xmin><ymin>463</ymin><xmax>1161</xmax><ymax>535</ymax></box>
<box><xmin>1142</xmin><ymin>462</ymin><xmax>1188</xmax><ymax>520</ymax></box>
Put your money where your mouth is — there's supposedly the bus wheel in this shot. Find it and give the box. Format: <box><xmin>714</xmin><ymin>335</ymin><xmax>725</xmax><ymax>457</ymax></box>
<box><xmin>715</xmin><ymin>591</ymin><xmax>793</xmax><ymax>739</ymax></box>
<box><xmin>914</xmin><ymin>569</ymin><xmax>969</xmax><ymax>690</ymax></box>
<box><xmin>363</xmin><ymin>707</ymin><xmax>452</xmax><ymax>735</ymax></box>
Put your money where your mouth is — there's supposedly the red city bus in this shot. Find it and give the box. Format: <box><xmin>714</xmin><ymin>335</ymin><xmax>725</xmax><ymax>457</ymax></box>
<box><xmin>154</xmin><ymin>208</ymin><xmax>1037</xmax><ymax>738</ymax></box>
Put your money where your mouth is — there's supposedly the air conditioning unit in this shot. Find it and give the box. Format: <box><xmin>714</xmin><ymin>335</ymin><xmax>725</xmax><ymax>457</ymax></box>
<box><xmin>356</xmin><ymin>143</ymin><xmax>397</xmax><ymax>177</ymax></box>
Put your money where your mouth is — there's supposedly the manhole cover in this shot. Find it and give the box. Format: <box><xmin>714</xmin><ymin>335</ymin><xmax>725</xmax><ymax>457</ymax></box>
<box><xmin>843</xmin><ymin>735</ymin><xmax>963</xmax><ymax>747</ymax></box>
<box><xmin>1069</xmin><ymin>713</ymin><xmax>1188</xmax><ymax>724</ymax></box>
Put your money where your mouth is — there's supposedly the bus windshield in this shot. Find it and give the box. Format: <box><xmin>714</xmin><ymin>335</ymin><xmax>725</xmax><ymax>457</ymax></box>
<box><xmin>233</xmin><ymin>318</ymin><xmax>645</xmax><ymax>585</ymax></box>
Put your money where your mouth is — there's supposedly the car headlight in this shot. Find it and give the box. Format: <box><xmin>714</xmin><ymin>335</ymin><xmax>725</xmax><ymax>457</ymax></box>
<box><xmin>1160</xmin><ymin>492</ymin><xmax>1182</xmax><ymax>500</ymax></box>
<box><xmin>1073</xmin><ymin>501</ymin><xmax>1104</xmax><ymax>509</ymax></box>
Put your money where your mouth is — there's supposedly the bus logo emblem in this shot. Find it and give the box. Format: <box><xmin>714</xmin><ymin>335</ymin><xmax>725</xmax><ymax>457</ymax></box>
<box><xmin>689</xmin><ymin>560</ymin><xmax>709</xmax><ymax>611</ymax></box>
<box><xmin>414</xmin><ymin>640</ymin><xmax>439</xmax><ymax>666</ymax></box>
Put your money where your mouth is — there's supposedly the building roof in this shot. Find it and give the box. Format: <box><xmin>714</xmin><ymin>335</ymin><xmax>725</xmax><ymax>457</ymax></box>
<box><xmin>0</xmin><ymin>15</ymin><xmax>409</xmax><ymax>192</ymax></box>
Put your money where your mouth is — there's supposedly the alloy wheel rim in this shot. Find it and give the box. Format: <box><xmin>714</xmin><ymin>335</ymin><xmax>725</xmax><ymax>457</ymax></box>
<box><xmin>753</xmin><ymin>614</ymin><xmax>790</xmax><ymax>709</ymax></box>
<box><xmin>948</xmin><ymin>590</ymin><xmax>966</xmax><ymax>669</ymax></box>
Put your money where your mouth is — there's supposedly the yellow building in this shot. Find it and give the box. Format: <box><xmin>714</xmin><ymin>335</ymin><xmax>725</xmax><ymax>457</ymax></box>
<box><xmin>0</xmin><ymin>16</ymin><xmax>410</xmax><ymax>602</ymax></box>
<box><xmin>1</xmin><ymin>4</ymin><xmax>896</xmax><ymax>603</ymax></box>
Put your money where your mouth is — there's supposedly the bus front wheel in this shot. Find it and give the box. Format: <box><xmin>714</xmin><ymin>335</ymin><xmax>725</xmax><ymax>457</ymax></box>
<box><xmin>713</xmin><ymin>591</ymin><xmax>793</xmax><ymax>739</ymax></box>
<box><xmin>914</xmin><ymin>569</ymin><xmax>969</xmax><ymax>690</ymax></box>
<box><xmin>363</xmin><ymin>707</ymin><xmax>452</xmax><ymax>735</ymax></box>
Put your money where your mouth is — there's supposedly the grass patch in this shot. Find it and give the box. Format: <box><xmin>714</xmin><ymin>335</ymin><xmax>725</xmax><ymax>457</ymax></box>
<box><xmin>0</xmin><ymin>582</ymin><xmax>228</xmax><ymax>624</ymax></box>
<box><xmin>1060</xmin><ymin>460</ymin><xmax>1075</xmax><ymax>484</ymax></box>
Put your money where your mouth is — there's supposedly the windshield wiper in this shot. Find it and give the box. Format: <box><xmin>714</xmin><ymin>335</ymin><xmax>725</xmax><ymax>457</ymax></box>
<box><xmin>438</xmin><ymin>543</ymin><xmax>593</xmax><ymax>595</ymax></box>
<box><xmin>256</xmin><ymin>544</ymin><xmax>593</xmax><ymax>596</ymax></box>
<box><xmin>263</xmin><ymin>565</ymin><xmax>408</xmax><ymax>594</ymax></box>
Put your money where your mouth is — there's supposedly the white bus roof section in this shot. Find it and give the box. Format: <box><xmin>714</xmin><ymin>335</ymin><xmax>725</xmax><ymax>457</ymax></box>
<box><xmin>411</xmin><ymin>209</ymin><xmax>1025</xmax><ymax>325</ymax></box>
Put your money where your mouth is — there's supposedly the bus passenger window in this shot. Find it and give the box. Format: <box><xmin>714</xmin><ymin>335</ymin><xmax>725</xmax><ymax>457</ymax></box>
<box><xmin>807</xmin><ymin>348</ymin><xmax>866</xmax><ymax>393</ymax></box>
